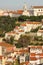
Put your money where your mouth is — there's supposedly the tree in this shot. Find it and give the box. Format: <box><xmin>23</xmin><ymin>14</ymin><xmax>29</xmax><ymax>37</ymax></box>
<box><xmin>3</xmin><ymin>36</ymin><xmax>14</xmax><ymax>45</ymax></box>
<box><xmin>18</xmin><ymin>15</ymin><xmax>29</xmax><ymax>21</ymax></box>
<box><xmin>0</xmin><ymin>16</ymin><xmax>16</xmax><ymax>33</ymax></box>
<box><xmin>9</xmin><ymin>36</ymin><xmax>14</xmax><ymax>45</ymax></box>
<box><xmin>17</xmin><ymin>35</ymin><xmax>31</xmax><ymax>47</ymax></box>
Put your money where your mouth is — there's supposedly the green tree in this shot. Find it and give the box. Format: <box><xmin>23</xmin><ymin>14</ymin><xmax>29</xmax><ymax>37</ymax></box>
<box><xmin>18</xmin><ymin>15</ymin><xmax>29</xmax><ymax>21</ymax></box>
<box><xmin>9</xmin><ymin>36</ymin><xmax>14</xmax><ymax>45</ymax></box>
<box><xmin>17</xmin><ymin>35</ymin><xmax>31</xmax><ymax>47</ymax></box>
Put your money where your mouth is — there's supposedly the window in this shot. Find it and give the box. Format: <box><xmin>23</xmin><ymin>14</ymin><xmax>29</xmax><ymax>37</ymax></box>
<box><xmin>38</xmin><ymin>9</ymin><xmax>40</xmax><ymax>11</ymax></box>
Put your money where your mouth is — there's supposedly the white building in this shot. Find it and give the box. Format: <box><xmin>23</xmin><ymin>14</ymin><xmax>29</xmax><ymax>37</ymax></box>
<box><xmin>20</xmin><ymin>24</ymin><xmax>28</xmax><ymax>32</ymax></box>
<box><xmin>22</xmin><ymin>4</ymin><xmax>30</xmax><ymax>16</ymax></box>
<box><xmin>37</xmin><ymin>30</ymin><xmax>43</xmax><ymax>36</ymax></box>
<box><xmin>29</xmin><ymin>46</ymin><xmax>43</xmax><ymax>65</ymax></box>
<box><xmin>29</xmin><ymin>46</ymin><xmax>42</xmax><ymax>54</ymax></box>
<box><xmin>32</xmin><ymin>6</ymin><xmax>43</xmax><ymax>16</ymax></box>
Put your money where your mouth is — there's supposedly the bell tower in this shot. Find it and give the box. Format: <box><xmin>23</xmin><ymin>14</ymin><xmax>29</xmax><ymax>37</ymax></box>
<box><xmin>23</xmin><ymin>2</ymin><xmax>28</xmax><ymax>12</ymax></box>
<box><xmin>22</xmin><ymin>3</ymin><xmax>30</xmax><ymax>16</ymax></box>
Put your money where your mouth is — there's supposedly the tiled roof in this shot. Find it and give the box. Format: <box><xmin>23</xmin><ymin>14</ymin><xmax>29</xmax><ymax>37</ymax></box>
<box><xmin>29</xmin><ymin>46</ymin><xmax>42</xmax><ymax>49</ymax></box>
<box><xmin>0</xmin><ymin>56</ymin><xmax>3</xmax><ymax>59</ymax></box>
<box><xmin>21</xmin><ymin>24</ymin><xmax>26</xmax><ymax>26</ymax></box>
<box><xmin>27</xmin><ymin>22</ymin><xmax>41</xmax><ymax>24</ymax></box>
<box><xmin>30</xmin><ymin>57</ymin><xmax>37</xmax><ymax>61</ymax></box>
<box><xmin>16</xmin><ymin>10</ymin><xmax>23</xmax><ymax>14</ymax></box>
<box><xmin>30</xmin><ymin>53</ymin><xmax>36</xmax><ymax>57</ymax></box>
<box><xmin>6</xmin><ymin>47</ymin><xmax>14</xmax><ymax>52</ymax></box>
<box><xmin>32</xmin><ymin>6</ymin><xmax>43</xmax><ymax>8</ymax></box>
<box><xmin>0</xmin><ymin>42</ymin><xmax>13</xmax><ymax>47</ymax></box>
<box><xmin>19</xmin><ymin>30</ymin><xmax>24</xmax><ymax>32</ymax></box>
<box><xmin>19</xmin><ymin>49</ymin><xmax>28</xmax><ymax>53</ymax></box>
<box><xmin>39</xmin><ymin>53</ymin><xmax>43</xmax><ymax>57</ymax></box>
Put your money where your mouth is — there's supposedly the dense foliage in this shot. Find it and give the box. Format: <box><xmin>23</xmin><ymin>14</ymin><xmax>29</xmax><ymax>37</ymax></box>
<box><xmin>16</xmin><ymin>35</ymin><xmax>32</xmax><ymax>48</ymax></box>
<box><xmin>18</xmin><ymin>15</ymin><xmax>43</xmax><ymax>22</ymax></box>
<box><xmin>0</xmin><ymin>16</ymin><xmax>17</xmax><ymax>37</ymax></box>
<box><xmin>15</xmin><ymin>35</ymin><xmax>43</xmax><ymax>48</ymax></box>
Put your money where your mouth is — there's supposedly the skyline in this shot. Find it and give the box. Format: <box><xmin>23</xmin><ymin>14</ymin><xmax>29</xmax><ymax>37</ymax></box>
<box><xmin>0</xmin><ymin>0</ymin><xmax>43</xmax><ymax>10</ymax></box>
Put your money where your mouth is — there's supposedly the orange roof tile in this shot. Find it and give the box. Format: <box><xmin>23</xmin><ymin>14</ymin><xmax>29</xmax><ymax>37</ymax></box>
<box><xmin>17</xmin><ymin>10</ymin><xmax>23</xmax><ymax>14</ymax></box>
<box><xmin>30</xmin><ymin>46</ymin><xmax>42</xmax><ymax>49</ymax></box>
<box><xmin>39</xmin><ymin>53</ymin><xmax>43</xmax><ymax>57</ymax></box>
<box><xmin>30</xmin><ymin>53</ymin><xmax>36</xmax><ymax>57</ymax></box>
<box><xmin>30</xmin><ymin>57</ymin><xmax>37</xmax><ymax>61</ymax></box>
<box><xmin>32</xmin><ymin>6</ymin><xmax>43</xmax><ymax>8</ymax></box>
<box><xmin>21</xmin><ymin>24</ymin><xmax>26</xmax><ymax>26</ymax></box>
<box><xmin>27</xmin><ymin>22</ymin><xmax>41</xmax><ymax>24</ymax></box>
<box><xmin>6</xmin><ymin>47</ymin><xmax>14</xmax><ymax>52</ymax></box>
<box><xmin>19</xmin><ymin>49</ymin><xmax>28</xmax><ymax>52</ymax></box>
<box><xmin>19</xmin><ymin>30</ymin><xmax>24</xmax><ymax>32</ymax></box>
<box><xmin>0</xmin><ymin>42</ymin><xmax>13</xmax><ymax>47</ymax></box>
<box><xmin>0</xmin><ymin>56</ymin><xmax>3</xmax><ymax>59</ymax></box>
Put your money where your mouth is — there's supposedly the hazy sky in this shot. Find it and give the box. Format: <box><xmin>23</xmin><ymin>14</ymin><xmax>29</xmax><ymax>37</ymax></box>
<box><xmin>0</xmin><ymin>0</ymin><xmax>43</xmax><ymax>10</ymax></box>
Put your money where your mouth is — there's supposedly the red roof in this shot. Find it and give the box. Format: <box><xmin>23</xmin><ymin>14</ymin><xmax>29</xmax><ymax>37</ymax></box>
<box><xmin>0</xmin><ymin>56</ymin><xmax>3</xmax><ymax>59</ymax></box>
<box><xmin>29</xmin><ymin>46</ymin><xmax>42</xmax><ymax>49</ymax></box>
<box><xmin>27</xmin><ymin>22</ymin><xmax>41</xmax><ymax>24</ymax></box>
<box><xmin>17</xmin><ymin>10</ymin><xmax>23</xmax><ymax>14</ymax></box>
<box><xmin>39</xmin><ymin>53</ymin><xmax>43</xmax><ymax>57</ymax></box>
<box><xmin>0</xmin><ymin>42</ymin><xmax>13</xmax><ymax>47</ymax></box>
<box><xmin>30</xmin><ymin>53</ymin><xmax>36</xmax><ymax>57</ymax></box>
<box><xmin>6</xmin><ymin>47</ymin><xmax>14</xmax><ymax>52</ymax></box>
<box><xmin>30</xmin><ymin>57</ymin><xmax>37</xmax><ymax>61</ymax></box>
<box><xmin>19</xmin><ymin>30</ymin><xmax>24</xmax><ymax>32</ymax></box>
<box><xmin>32</xmin><ymin>6</ymin><xmax>43</xmax><ymax>8</ymax></box>
<box><xmin>21</xmin><ymin>24</ymin><xmax>26</xmax><ymax>26</ymax></box>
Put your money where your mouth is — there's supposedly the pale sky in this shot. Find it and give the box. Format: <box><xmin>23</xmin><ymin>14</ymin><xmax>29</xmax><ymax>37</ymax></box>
<box><xmin>0</xmin><ymin>0</ymin><xmax>43</xmax><ymax>10</ymax></box>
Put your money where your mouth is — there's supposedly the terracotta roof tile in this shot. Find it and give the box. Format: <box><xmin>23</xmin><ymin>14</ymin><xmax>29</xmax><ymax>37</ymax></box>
<box><xmin>21</xmin><ymin>24</ymin><xmax>26</xmax><ymax>26</ymax></box>
<box><xmin>19</xmin><ymin>49</ymin><xmax>28</xmax><ymax>52</ymax></box>
<box><xmin>17</xmin><ymin>10</ymin><xmax>23</xmax><ymax>14</ymax></box>
<box><xmin>19</xmin><ymin>30</ymin><xmax>24</xmax><ymax>32</ymax></box>
<box><xmin>0</xmin><ymin>56</ymin><xmax>3</xmax><ymax>59</ymax></box>
<box><xmin>27</xmin><ymin>22</ymin><xmax>41</xmax><ymax>24</ymax></box>
<box><xmin>32</xmin><ymin>6</ymin><xmax>43</xmax><ymax>8</ymax></box>
<box><xmin>30</xmin><ymin>57</ymin><xmax>37</xmax><ymax>61</ymax></box>
<box><xmin>39</xmin><ymin>53</ymin><xmax>43</xmax><ymax>57</ymax></box>
<box><xmin>0</xmin><ymin>42</ymin><xmax>13</xmax><ymax>47</ymax></box>
<box><xmin>30</xmin><ymin>46</ymin><xmax>42</xmax><ymax>49</ymax></box>
<box><xmin>30</xmin><ymin>53</ymin><xmax>36</xmax><ymax>57</ymax></box>
<box><xmin>6</xmin><ymin>47</ymin><xmax>14</xmax><ymax>52</ymax></box>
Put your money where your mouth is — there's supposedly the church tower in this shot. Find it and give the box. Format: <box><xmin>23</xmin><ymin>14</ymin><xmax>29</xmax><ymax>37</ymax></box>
<box><xmin>23</xmin><ymin>3</ymin><xmax>27</xmax><ymax>11</ymax></box>
<box><xmin>22</xmin><ymin>3</ymin><xmax>30</xmax><ymax>16</ymax></box>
